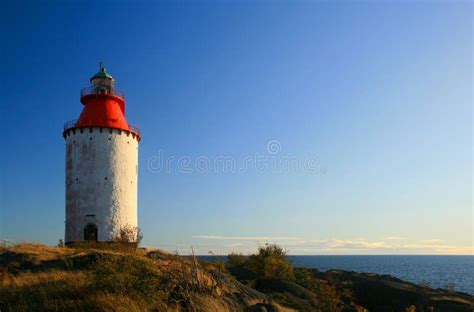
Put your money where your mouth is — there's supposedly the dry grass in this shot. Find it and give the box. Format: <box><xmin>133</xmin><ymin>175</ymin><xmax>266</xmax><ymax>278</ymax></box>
<box><xmin>0</xmin><ymin>242</ymin><xmax>269</xmax><ymax>312</ymax></box>
<box><xmin>2</xmin><ymin>270</ymin><xmax>87</xmax><ymax>288</ymax></box>
<box><xmin>430</xmin><ymin>296</ymin><xmax>473</xmax><ymax>305</ymax></box>
<box><xmin>1</xmin><ymin>270</ymin><xmax>91</xmax><ymax>311</ymax></box>
<box><xmin>8</xmin><ymin>242</ymin><xmax>74</xmax><ymax>260</ymax></box>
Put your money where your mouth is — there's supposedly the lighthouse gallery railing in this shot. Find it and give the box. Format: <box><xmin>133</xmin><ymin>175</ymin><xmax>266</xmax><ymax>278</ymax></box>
<box><xmin>63</xmin><ymin>119</ymin><xmax>141</xmax><ymax>136</ymax></box>
<box><xmin>80</xmin><ymin>86</ymin><xmax>125</xmax><ymax>99</ymax></box>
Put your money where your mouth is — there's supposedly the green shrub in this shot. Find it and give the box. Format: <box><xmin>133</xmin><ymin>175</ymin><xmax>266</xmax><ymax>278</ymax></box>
<box><xmin>295</xmin><ymin>267</ymin><xmax>318</xmax><ymax>292</ymax></box>
<box><xmin>226</xmin><ymin>252</ymin><xmax>246</xmax><ymax>268</ymax></box>
<box><xmin>294</xmin><ymin>267</ymin><xmax>352</xmax><ymax>312</ymax></box>
<box><xmin>245</xmin><ymin>244</ymin><xmax>295</xmax><ymax>281</ymax></box>
<box><xmin>112</xmin><ymin>225</ymin><xmax>143</xmax><ymax>248</ymax></box>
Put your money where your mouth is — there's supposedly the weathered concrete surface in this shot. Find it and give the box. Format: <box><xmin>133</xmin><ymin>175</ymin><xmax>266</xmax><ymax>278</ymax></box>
<box><xmin>65</xmin><ymin>127</ymin><xmax>139</xmax><ymax>243</ymax></box>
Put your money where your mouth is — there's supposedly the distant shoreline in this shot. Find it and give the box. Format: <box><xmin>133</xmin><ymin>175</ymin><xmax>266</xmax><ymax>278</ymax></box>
<box><xmin>199</xmin><ymin>254</ymin><xmax>474</xmax><ymax>294</ymax></box>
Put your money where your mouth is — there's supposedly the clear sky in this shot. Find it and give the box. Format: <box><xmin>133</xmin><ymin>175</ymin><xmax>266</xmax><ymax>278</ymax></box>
<box><xmin>1</xmin><ymin>1</ymin><xmax>472</xmax><ymax>255</ymax></box>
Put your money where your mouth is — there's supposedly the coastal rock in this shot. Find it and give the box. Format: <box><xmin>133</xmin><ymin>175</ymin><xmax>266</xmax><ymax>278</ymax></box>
<box><xmin>312</xmin><ymin>269</ymin><xmax>474</xmax><ymax>312</ymax></box>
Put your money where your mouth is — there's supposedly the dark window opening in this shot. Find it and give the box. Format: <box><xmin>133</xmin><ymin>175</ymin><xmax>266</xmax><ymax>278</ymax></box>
<box><xmin>84</xmin><ymin>223</ymin><xmax>98</xmax><ymax>242</ymax></box>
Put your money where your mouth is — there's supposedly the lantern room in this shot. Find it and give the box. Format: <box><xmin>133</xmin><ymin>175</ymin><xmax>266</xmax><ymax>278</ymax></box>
<box><xmin>90</xmin><ymin>62</ymin><xmax>116</xmax><ymax>95</ymax></box>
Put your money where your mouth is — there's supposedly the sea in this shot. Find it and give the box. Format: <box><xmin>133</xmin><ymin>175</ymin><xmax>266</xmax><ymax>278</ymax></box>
<box><xmin>200</xmin><ymin>255</ymin><xmax>474</xmax><ymax>294</ymax></box>
<box><xmin>290</xmin><ymin>255</ymin><xmax>474</xmax><ymax>295</ymax></box>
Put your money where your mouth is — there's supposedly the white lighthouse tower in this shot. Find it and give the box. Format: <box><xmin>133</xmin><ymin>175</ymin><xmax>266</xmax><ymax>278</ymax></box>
<box><xmin>63</xmin><ymin>64</ymin><xmax>141</xmax><ymax>244</ymax></box>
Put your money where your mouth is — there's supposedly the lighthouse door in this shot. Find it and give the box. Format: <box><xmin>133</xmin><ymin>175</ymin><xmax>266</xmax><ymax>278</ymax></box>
<box><xmin>84</xmin><ymin>224</ymin><xmax>98</xmax><ymax>242</ymax></box>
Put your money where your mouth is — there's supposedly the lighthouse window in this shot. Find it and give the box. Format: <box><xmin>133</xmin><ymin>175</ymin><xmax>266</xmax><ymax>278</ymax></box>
<box><xmin>104</xmin><ymin>177</ymin><xmax>108</xmax><ymax>180</ymax></box>
<box><xmin>90</xmin><ymin>137</ymin><xmax>93</xmax><ymax>141</ymax></box>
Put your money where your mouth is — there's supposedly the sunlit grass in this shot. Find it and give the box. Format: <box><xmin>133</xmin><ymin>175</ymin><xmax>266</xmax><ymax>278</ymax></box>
<box><xmin>0</xmin><ymin>242</ymin><xmax>266</xmax><ymax>312</ymax></box>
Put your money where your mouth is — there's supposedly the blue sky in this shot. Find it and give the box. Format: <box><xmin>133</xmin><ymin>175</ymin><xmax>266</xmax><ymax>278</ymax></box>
<box><xmin>1</xmin><ymin>1</ymin><xmax>472</xmax><ymax>254</ymax></box>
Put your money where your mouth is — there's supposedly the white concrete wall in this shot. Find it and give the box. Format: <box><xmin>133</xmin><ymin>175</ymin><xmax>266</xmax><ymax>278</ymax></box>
<box><xmin>65</xmin><ymin>127</ymin><xmax>139</xmax><ymax>243</ymax></box>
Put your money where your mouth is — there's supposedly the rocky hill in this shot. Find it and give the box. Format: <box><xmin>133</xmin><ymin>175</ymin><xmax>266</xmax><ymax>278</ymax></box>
<box><xmin>0</xmin><ymin>243</ymin><xmax>472</xmax><ymax>312</ymax></box>
<box><xmin>0</xmin><ymin>243</ymin><xmax>281</xmax><ymax>311</ymax></box>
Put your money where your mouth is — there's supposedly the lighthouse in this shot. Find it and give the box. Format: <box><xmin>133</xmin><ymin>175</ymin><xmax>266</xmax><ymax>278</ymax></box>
<box><xmin>63</xmin><ymin>64</ymin><xmax>141</xmax><ymax>244</ymax></box>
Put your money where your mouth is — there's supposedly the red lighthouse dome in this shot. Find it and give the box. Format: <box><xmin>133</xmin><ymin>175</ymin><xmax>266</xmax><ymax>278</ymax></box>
<box><xmin>64</xmin><ymin>63</ymin><xmax>140</xmax><ymax>140</ymax></box>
